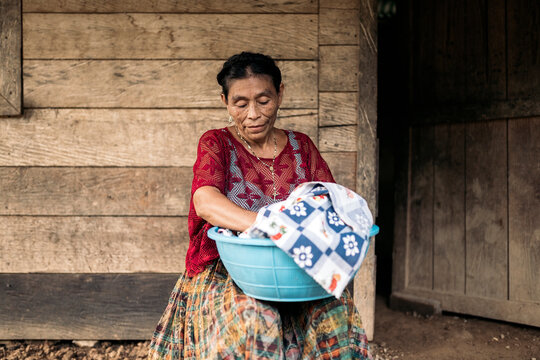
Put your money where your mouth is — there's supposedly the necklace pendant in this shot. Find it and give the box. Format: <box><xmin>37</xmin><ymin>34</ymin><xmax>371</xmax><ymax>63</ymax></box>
<box><xmin>269</xmin><ymin>165</ymin><xmax>274</xmax><ymax>172</ymax></box>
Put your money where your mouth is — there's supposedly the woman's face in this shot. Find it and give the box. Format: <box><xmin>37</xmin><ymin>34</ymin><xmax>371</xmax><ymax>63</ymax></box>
<box><xmin>222</xmin><ymin>74</ymin><xmax>283</xmax><ymax>144</ymax></box>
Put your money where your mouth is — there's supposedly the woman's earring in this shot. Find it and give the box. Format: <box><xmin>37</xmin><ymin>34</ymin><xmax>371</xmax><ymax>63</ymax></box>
<box><xmin>228</xmin><ymin>115</ymin><xmax>233</xmax><ymax>125</ymax></box>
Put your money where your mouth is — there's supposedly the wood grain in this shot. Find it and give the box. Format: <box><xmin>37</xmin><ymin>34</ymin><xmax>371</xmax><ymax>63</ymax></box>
<box><xmin>319</xmin><ymin>92</ymin><xmax>358</xmax><ymax>126</ymax></box>
<box><xmin>23</xmin><ymin>60</ymin><xmax>317</xmax><ymax>109</ymax></box>
<box><xmin>319</xmin><ymin>8</ymin><xmax>359</xmax><ymax>45</ymax></box>
<box><xmin>0</xmin><ymin>0</ymin><xmax>21</xmax><ymax>116</ymax></box>
<box><xmin>319</xmin><ymin>125</ymin><xmax>357</xmax><ymax>152</ymax></box>
<box><xmin>23</xmin><ymin>14</ymin><xmax>317</xmax><ymax>60</ymax></box>
<box><xmin>23</xmin><ymin>0</ymin><xmax>318</xmax><ymax>13</ymax></box>
<box><xmin>320</xmin><ymin>0</ymin><xmax>360</xmax><ymax>9</ymax></box>
<box><xmin>321</xmin><ymin>152</ymin><xmax>356</xmax><ymax>190</ymax></box>
<box><xmin>433</xmin><ymin>123</ymin><xmax>465</xmax><ymax>293</ymax></box>
<box><xmin>0</xmin><ymin>109</ymin><xmax>317</xmax><ymax>166</ymax></box>
<box><xmin>319</xmin><ymin>46</ymin><xmax>359</xmax><ymax>91</ymax></box>
<box><xmin>465</xmin><ymin>120</ymin><xmax>507</xmax><ymax>299</ymax></box>
<box><xmin>0</xmin><ymin>273</ymin><xmax>179</xmax><ymax>339</ymax></box>
<box><xmin>0</xmin><ymin>216</ymin><xmax>188</xmax><ymax>273</ymax></box>
<box><xmin>508</xmin><ymin>117</ymin><xmax>540</xmax><ymax>302</ymax></box>
<box><xmin>0</xmin><ymin>167</ymin><xmax>191</xmax><ymax>216</ymax></box>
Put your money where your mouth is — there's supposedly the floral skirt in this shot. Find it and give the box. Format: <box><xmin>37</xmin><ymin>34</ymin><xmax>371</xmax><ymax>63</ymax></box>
<box><xmin>148</xmin><ymin>260</ymin><xmax>371</xmax><ymax>359</ymax></box>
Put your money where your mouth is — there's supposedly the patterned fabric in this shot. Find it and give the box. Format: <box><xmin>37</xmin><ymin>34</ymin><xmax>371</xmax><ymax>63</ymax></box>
<box><xmin>148</xmin><ymin>260</ymin><xmax>372</xmax><ymax>360</ymax></box>
<box><xmin>186</xmin><ymin>127</ymin><xmax>334</xmax><ymax>276</ymax></box>
<box><xmin>244</xmin><ymin>182</ymin><xmax>373</xmax><ymax>298</ymax></box>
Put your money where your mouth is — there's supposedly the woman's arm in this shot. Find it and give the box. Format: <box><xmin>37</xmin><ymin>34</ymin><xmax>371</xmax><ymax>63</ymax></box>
<box><xmin>193</xmin><ymin>185</ymin><xmax>257</xmax><ymax>232</ymax></box>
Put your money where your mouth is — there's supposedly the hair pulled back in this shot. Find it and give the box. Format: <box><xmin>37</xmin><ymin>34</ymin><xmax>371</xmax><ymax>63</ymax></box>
<box><xmin>217</xmin><ymin>52</ymin><xmax>282</xmax><ymax>100</ymax></box>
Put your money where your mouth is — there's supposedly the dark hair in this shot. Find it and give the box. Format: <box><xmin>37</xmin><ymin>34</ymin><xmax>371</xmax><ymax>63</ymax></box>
<box><xmin>217</xmin><ymin>52</ymin><xmax>282</xmax><ymax>100</ymax></box>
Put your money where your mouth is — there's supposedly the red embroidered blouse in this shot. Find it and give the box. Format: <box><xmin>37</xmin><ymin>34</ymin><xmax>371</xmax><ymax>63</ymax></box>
<box><xmin>186</xmin><ymin>127</ymin><xmax>335</xmax><ymax>276</ymax></box>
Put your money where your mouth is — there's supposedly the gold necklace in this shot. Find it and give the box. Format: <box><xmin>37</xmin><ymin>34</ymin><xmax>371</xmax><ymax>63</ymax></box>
<box><xmin>235</xmin><ymin>127</ymin><xmax>278</xmax><ymax>200</ymax></box>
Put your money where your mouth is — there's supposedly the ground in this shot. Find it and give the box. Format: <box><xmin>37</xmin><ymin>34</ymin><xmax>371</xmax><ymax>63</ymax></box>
<box><xmin>1</xmin><ymin>295</ymin><xmax>539</xmax><ymax>359</ymax></box>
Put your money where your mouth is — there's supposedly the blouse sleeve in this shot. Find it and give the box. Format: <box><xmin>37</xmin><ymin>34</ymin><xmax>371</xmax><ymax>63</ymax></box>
<box><xmin>298</xmin><ymin>132</ymin><xmax>335</xmax><ymax>183</ymax></box>
<box><xmin>191</xmin><ymin>130</ymin><xmax>228</xmax><ymax>195</ymax></box>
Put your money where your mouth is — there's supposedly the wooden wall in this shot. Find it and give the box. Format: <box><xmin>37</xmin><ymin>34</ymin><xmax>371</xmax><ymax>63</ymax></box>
<box><xmin>0</xmin><ymin>0</ymin><xmax>378</xmax><ymax>339</ymax></box>
<box><xmin>392</xmin><ymin>0</ymin><xmax>540</xmax><ymax>327</ymax></box>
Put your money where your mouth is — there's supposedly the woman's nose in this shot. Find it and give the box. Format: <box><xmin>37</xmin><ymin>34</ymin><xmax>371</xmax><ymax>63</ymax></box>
<box><xmin>247</xmin><ymin>102</ymin><xmax>260</xmax><ymax>119</ymax></box>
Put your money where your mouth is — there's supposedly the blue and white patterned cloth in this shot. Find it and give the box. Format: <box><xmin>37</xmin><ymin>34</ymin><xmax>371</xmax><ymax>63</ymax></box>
<box><xmin>243</xmin><ymin>181</ymin><xmax>373</xmax><ymax>298</ymax></box>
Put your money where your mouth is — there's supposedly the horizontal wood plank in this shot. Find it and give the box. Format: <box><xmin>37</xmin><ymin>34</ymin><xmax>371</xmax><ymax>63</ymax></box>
<box><xmin>319</xmin><ymin>92</ymin><xmax>358</xmax><ymax>126</ymax></box>
<box><xmin>0</xmin><ymin>109</ymin><xmax>317</xmax><ymax>166</ymax></box>
<box><xmin>319</xmin><ymin>8</ymin><xmax>359</xmax><ymax>45</ymax></box>
<box><xmin>23</xmin><ymin>14</ymin><xmax>317</xmax><ymax>60</ymax></box>
<box><xmin>319</xmin><ymin>125</ymin><xmax>357</xmax><ymax>152</ymax></box>
<box><xmin>319</xmin><ymin>46</ymin><xmax>360</xmax><ymax>91</ymax></box>
<box><xmin>0</xmin><ymin>0</ymin><xmax>22</xmax><ymax>116</ymax></box>
<box><xmin>23</xmin><ymin>60</ymin><xmax>317</xmax><ymax>109</ymax></box>
<box><xmin>0</xmin><ymin>216</ymin><xmax>188</xmax><ymax>273</ymax></box>
<box><xmin>321</xmin><ymin>152</ymin><xmax>356</xmax><ymax>190</ymax></box>
<box><xmin>23</xmin><ymin>0</ymin><xmax>318</xmax><ymax>13</ymax></box>
<box><xmin>0</xmin><ymin>167</ymin><xmax>191</xmax><ymax>216</ymax></box>
<box><xmin>320</xmin><ymin>0</ymin><xmax>360</xmax><ymax>9</ymax></box>
<box><xmin>0</xmin><ymin>273</ymin><xmax>179</xmax><ymax>339</ymax></box>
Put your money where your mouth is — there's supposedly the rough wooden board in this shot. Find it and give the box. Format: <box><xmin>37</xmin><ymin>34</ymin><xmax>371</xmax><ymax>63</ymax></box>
<box><xmin>320</xmin><ymin>152</ymin><xmax>356</xmax><ymax>190</ymax></box>
<box><xmin>0</xmin><ymin>167</ymin><xmax>191</xmax><ymax>216</ymax></box>
<box><xmin>433</xmin><ymin>123</ymin><xmax>465</xmax><ymax>293</ymax></box>
<box><xmin>507</xmin><ymin>0</ymin><xmax>540</xmax><ymax>100</ymax></box>
<box><xmin>0</xmin><ymin>109</ymin><xmax>317</xmax><ymax>166</ymax></box>
<box><xmin>0</xmin><ymin>0</ymin><xmax>22</xmax><ymax>116</ymax></box>
<box><xmin>23</xmin><ymin>14</ymin><xmax>317</xmax><ymax>60</ymax></box>
<box><xmin>407</xmin><ymin>125</ymin><xmax>434</xmax><ymax>290</ymax></box>
<box><xmin>0</xmin><ymin>273</ymin><xmax>179</xmax><ymax>339</ymax></box>
<box><xmin>319</xmin><ymin>92</ymin><xmax>358</xmax><ymax>126</ymax></box>
<box><xmin>319</xmin><ymin>8</ymin><xmax>359</xmax><ymax>45</ymax></box>
<box><xmin>319</xmin><ymin>46</ymin><xmax>359</xmax><ymax>92</ymax></box>
<box><xmin>23</xmin><ymin>0</ymin><xmax>318</xmax><ymax>13</ymax></box>
<box><xmin>390</xmin><ymin>291</ymin><xmax>442</xmax><ymax>316</ymax></box>
<box><xmin>354</xmin><ymin>245</ymin><xmax>376</xmax><ymax>341</ymax></box>
<box><xmin>508</xmin><ymin>117</ymin><xmax>540</xmax><ymax>302</ymax></box>
<box><xmin>0</xmin><ymin>216</ymin><xmax>188</xmax><ymax>273</ymax></box>
<box><xmin>403</xmin><ymin>288</ymin><xmax>540</xmax><ymax>328</ymax></box>
<box><xmin>23</xmin><ymin>60</ymin><xmax>317</xmax><ymax>109</ymax></box>
<box><xmin>465</xmin><ymin>120</ymin><xmax>508</xmax><ymax>299</ymax></box>
<box><xmin>320</xmin><ymin>0</ymin><xmax>360</xmax><ymax>9</ymax></box>
<box><xmin>319</xmin><ymin>125</ymin><xmax>357</xmax><ymax>152</ymax></box>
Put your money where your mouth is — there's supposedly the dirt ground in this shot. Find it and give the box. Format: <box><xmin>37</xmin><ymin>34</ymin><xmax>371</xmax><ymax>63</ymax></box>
<box><xmin>1</xmin><ymin>295</ymin><xmax>538</xmax><ymax>360</ymax></box>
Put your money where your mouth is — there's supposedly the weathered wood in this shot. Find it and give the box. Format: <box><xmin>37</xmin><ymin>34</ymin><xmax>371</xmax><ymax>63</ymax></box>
<box><xmin>319</xmin><ymin>8</ymin><xmax>359</xmax><ymax>45</ymax></box>
<box><xmin>321</xmin><ymin>152</ymin><xmax>356</xmax><ymax>190</ymax></box>
<box><xmin>390</xmin><ymin>291</ymin><xmax>442</xmax><ymax>316</ymax></box>
<box><xmin>23</xmin><ymin>60</ymin><xmax>317</xmax><ymax>109</ymax></box>
<box><xmin>319</xmin><ymin>46</ymin><xmax>359</xmax><ymax>91</ymax></box>
<box><xmin>402</xmin><ymin>288</ymin><xmax>540</xmax><ymax>328</ymax></box>
<box><xmin>320</xmin><ymin>0</ymin><xmax>360</xmax><ymax>9</ymax></box>
<box><xmin>465</xmin><ymin>120</ymin><xmax>507</xmax><ymax>299</ymax></box>
<box><xmin>23</xmin><ymin>0</ymin><xmax>318</xmax><ymax>13</ymax></box>
<box><xmin>0</xmin><ymin>0</ymin><xmax>21</xmax><ymax>116</ymax></box>
<box><xmin>23</xmin><ymin>14</ymin><xmax>317</xmax><ymax>60</ymax></box>
<box><xmin>433</xmin><ymin>123</ymin><xmax>465</xmax><ymax>293</ymax></box>
<box><xmin>0</xmin><ymin>273</ymin><xmax>179</xmax><ymax>339</ymax></box>
<box><xmin>0</xmin><ymin>167</ymin><xmax>191</xmax><ymax>216</ymax></box>
<box><xmin>319</xmin><ymin>92</ymin><xmax>358</xmax><ymax>126</ymax></box>
<box><xmin>407</xmin><ymin>125</ymin><xmax>434</xmax><ymax>290</ymax></box>
<box><xmin>0</xmin><ymin>216</ymin><xmax>188</xmax><ymax>273</ymax></box>
<box><xmin>508</xmin><ymin>117</ymin><xmax>540</xmax><ymax>302</ymax></box>
<box><xmin>0</xmin><ymin>109</ymin><xmax>317</xmax><ymax>166</ymax></box>
<box><xmin>319</xmin><ymin>125</ymin><xmax>357</xmax><ymax>152</ymax></box>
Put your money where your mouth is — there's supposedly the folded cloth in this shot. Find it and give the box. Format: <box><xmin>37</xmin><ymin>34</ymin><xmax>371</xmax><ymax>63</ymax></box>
<box><xmin>243</xmin><ymin>181</ymin><xmax>373</xmax><ymax>298</ymax></box>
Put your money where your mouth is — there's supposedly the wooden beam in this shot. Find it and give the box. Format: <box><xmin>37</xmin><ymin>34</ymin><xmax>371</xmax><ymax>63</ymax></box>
<box><xmin>0</xmin><ymin>0</ymin><xmax>21</xmax><ymax>116</ymax></box>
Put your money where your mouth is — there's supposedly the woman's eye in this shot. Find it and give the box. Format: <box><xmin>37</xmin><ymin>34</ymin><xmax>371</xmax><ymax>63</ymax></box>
<box><xmin>236</xmin><ymin>103</ymin><xmax>247</xmax><ymax>108</ymax></box>
<box><xmin>259</xmin><ymin>100</ymin><xmax>270</xmax><ymax>105</ymax></box>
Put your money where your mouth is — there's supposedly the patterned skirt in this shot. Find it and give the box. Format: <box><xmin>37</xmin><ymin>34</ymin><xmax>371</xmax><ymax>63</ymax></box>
<box><xmin>148</xmin><ymin>260</ymin><xmax>371</xmax><ymax>360</ymax></box>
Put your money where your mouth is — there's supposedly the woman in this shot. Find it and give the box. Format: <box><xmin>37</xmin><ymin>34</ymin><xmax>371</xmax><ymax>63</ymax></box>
<box><xmin>148</xmin><ymin>52</ymin><xmax>371</xmax><ymax>359</ymax></box>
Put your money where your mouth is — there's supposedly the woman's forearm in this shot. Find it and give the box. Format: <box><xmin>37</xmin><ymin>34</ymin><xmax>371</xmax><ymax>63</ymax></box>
<box><xmin>193</xmin><ymin>186</ymin><xmax>257</xmax><ymax>232</ymax></box>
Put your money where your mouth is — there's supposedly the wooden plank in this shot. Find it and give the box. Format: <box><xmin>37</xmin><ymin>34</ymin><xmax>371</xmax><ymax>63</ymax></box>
<box><xmin>320</xmin><ymin>152</ymin><xmax>356</xmax><ymax>190</ymax></box>
<box><xmin>319</xmin><ymin>92</ymin><xmax>358</xmax><ymax>126</ymax></box>
<box><xmin>507</xmin><ymin>0</ymin><xmax>540</xmax><ymax>100</ymax></box>
<box><xmin>433</xmin><ymin>123</ymin><xmax>465</xmax><ymax>293</ymax></box>
<box><xmin>319</xmin><ymin>8</ymin><xmax>359</xmax><ymax>45</ymax></box>
<box><xmin>0</xmin><ymin>273</ymin><xmax>179</xmax><ymax>339</ymax></box>
<box><xmin>319</xmin><ymin>125</ymin><xmax>357</xmax><ymax>152</ymax></box>
<box><xmin>319</xmin><ymin>46</ymin><xmax>359</xmax><ymax>91</ymax></box>
<box><xmin>0</xmin><ymin>0</ymin><xmax>22</xmax><ymax>116</ymax></box>
<box><xmin>508</xmin><ymin>117</ymin><xmax>540</xmax><ymax>302</ymax></box>
<box><xmin>403</xmin><ymin>288</ymin><xmax>540</xmax><ymax>328</ymax></box>
<box><xmin>320</xmin><ymin>0</ymin><xmax>360</xmax><ymax>9</ymax></box>
<box><xmin>465</xmin><ymin>120</ymin><xmax>507</xmax><ymax>299</ymax></box>
<box><xmin>0</xmin><ymin>167</ymin><xmax>191</xmax><ymax>216</ymax></box>
<box><xmin>23</xmin><ymin>60</ymin><xmax>317</xmax><ymax>109</ymax></box>
<box><xmin>0</xmin><ymin>109</ymin><xmax>317</xmax><ymax>166</ymax></box>
<box><xmin>23</xmin><ymin>14</ymin><xmax>317</xmax><ymax>60</ymax></box>
<box><xmin>23</xmin><ymin>0</ymin><xmax>318</xmax><ymax>13</ymax></box>
<box><xmin>0</xmin><ymin>216</ymin><xmax>188</xmax><ymax>273</ymax></box>
<box><xmin>407</xmin><ymin>125</ymin><xmax>434</xmax><ymax>290</ymax></box>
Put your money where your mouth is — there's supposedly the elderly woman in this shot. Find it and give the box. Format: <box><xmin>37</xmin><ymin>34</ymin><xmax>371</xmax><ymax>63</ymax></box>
<box><xmin>148</xmin><ymin>52</ymin><xmax>371</xmax><ymax>360</ymax></box>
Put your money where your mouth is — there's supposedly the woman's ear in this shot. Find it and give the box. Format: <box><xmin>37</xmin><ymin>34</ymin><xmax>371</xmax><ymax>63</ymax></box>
<box><xmin>277</xmin><ymin>83</ymin><xmax>284</xmax><ymax>107</ymax></box>
<box><xmin>221</xmin><ymin>93</ymin><xmax>228</xmax><ymax>106</ymax></box>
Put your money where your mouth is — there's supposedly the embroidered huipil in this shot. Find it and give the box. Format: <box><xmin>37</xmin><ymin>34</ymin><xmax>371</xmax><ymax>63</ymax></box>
<box><xmin>186</xmin><ymin>127</ymin><xmax>334</xmax><ymax>276</ymax></box>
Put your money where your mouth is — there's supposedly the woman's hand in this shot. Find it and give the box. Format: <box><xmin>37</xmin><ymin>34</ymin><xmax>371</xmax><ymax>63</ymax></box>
<box><xmin>193</xmin><ymin>186</ymin><xmax>257</xmax><ymax>232</ymax></box>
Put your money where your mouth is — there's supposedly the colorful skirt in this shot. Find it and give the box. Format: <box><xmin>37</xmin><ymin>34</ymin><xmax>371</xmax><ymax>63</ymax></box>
<box><xmin>148</xmin><ymin>260</ymin><xmax>371</xmax><ymax>359</ymax></box>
